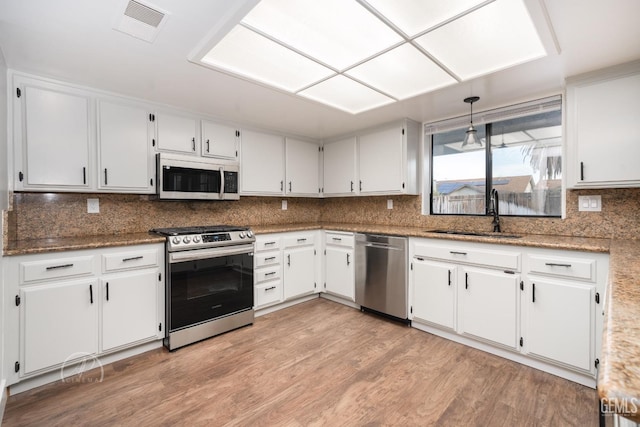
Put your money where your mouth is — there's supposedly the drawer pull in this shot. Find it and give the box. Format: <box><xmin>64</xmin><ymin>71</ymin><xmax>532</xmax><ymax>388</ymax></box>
<box><xmin>545</xmin><ymin>262</ymin><xmax>572</xmax><ymax>268</ymax></box>
<box><xmin>332</xmin><ymin>237</ymin><xmax>342</xmax><ymax>241</ymax></box>
<box><xmin>265</xmin><ymin>286</ymin><xmax>276</xmax><ymax>291</ymax></box>
<box><xmin>450</xmin><ymin>251</ymin><xmax>467</xmax><ymax>256</ymax></box>
<box><xmin>297</xmin><ymin>238</ymin><xmax>307</xmax><ymax>243</ymax></box>
<box><xmin>448</xmin><ymin>270</ymin><xmax>451</xmax><ymax>286</ymax></box>
<box><xmin>46</xmin><ymin>263</ymin><xmax>74</xmax><ymax>270</ymax></box>
<box><xmin>265</xmin><ymin>271</ymin><xmax>277</xmax><ymax>277</ymax></box>
<box><xmin>264</xmin><ymin>241</ymin><xmax>276</xmax><ymax>246</ymax></box>
<box><xmin>89</xmin><ymin>284</ymin><xmax>94</xmax><ymax>304</ymax></box>
<box><xmin>532</xmin><ymin>283</ymin><xmax>536</xmax><ymax>303</ymax></box>
<box><xmin>106</xmin><ymin>282</ymin><xmax>109</xmax><ymax>301</ymax></box>
<box><xmin>465</xmin><ymin>272</ymin><xmax>469</xmax><ymax>289</ymax></box>
<box><xmin>122</xmin><ymin>256</ymin><xmax>144</xmax><ymax>262</ymax></box>
<box><xmin>264</xmin><ymin>256</ymin><xmax>276</xmax><ymax>261</ymax></box>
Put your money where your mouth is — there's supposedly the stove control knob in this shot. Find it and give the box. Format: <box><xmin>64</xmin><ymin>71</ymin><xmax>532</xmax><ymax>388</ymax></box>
<box><xmin>239</xmin><ymin>232</ymin><xmax>246</xmax><ymax>239</ymax></box>
<box><xmin>192</xmin><ymin>235</ymin><xmax>201</xmax><ymax>243</ymax></box>
<box><xmin>246</xmin><ymin>230</ymin><xmax>254</xmax><ymax>238</ymax></box>
<box><xmin>172</xmin><ymin>237</ymin><xmax>181</xmax><ymax>245</ymax></box>
<box><xmin>183</xmin><ymin>236</ymin><xmax>191</xmax><ymax>244</ymax></box>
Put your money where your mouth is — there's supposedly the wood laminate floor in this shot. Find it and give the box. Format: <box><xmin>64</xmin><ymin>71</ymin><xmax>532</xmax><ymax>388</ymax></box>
<box><xmin>3</xmin><ymin>298</ymin><xmax>599</xmax><ymax>426</ymax></box>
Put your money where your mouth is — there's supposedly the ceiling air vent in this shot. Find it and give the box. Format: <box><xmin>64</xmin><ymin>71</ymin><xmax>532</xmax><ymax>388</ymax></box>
<box><xmin>114</xmin><ymin>0</ymin><xmax>168</xmax><ymax>43</ymax></box>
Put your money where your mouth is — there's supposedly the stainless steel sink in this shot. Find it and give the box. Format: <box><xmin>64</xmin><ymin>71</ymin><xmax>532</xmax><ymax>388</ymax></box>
<box><xmin>426</xmin><ymin>230</ymin><xmax>522</xmax><ymax>239</ymax></box>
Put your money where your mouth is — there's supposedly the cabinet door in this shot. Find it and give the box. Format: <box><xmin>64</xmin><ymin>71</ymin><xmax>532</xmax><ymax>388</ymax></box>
<box><xmin>98</xmin><ymin>101</ymin><xmax>154</xmax><ymax>192</ymax></box>
<box><xmin>458</xmin><ymin>267</ymin><xmax>519</xmax><ymax>349</ymax></box>
<box><xmin>21</xmin><ymin>280</ymin><xmax>98</xmax><ymax>374</ymax></box>
<box><xmin>283</xmin><ymin>246</ymin><xmax>316</xmax><ymax>300</ymax></box>
<box><xmin>323</xmin><ymin>137</ymin><xmax>357</xmax><ymax>195</ymax></box>
<box><xmin>155</xmin><ymin>112</ymin><xmax>198</xmax><ymax>154</ymax></box>
<box><xmin>202</xmin><ymin>121</ymin><xmax>238</xmax><ymax>159</ymax></box>
<box><xmin>102</xmin><ymin>271</ymin><xmax>160</xmax><ymax>352</ymax></box>
<box><xmin>286</xmin><ymin>138</ymin><xmax>320</xmax><ymax>196</ymax></box>
<box><xmin>358</xmin><ymin>126</ymin><xmax>403</xmax><ymax>194</ymax></box>
<box><xmin>524</xmin><ymin>278</ymin><xmax>593</xmax><ymax>371</ymax></box>
<box><xmin>568</xmin><ymin>68</ymin><xmax>640</xmax><ymax>187</ymax></box>
<box><xmin>412</xmin><ymin>258</ymin><xmax>456</xmax><ymax>331</ymax></box>
<box><xmin>23</xmin><ymin>85</ymin><xmax>90</xmax><ymax>188</ymax></box>
<box><xmin>240</xmin><ymin>129</ymin><xmax>285</xmax><ymax>195</ymax></box>
<box><xmin>325</xmin><ymin>246</ymin><xmax>354</xmax><ymax>301</ymax></box>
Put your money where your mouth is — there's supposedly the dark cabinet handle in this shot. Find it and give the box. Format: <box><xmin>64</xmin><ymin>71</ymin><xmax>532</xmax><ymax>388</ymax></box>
<box><xmin>289</xmin><ymin>181</ymin><xmax>292</xmax><ymax>192</ymax></box>
<box><xmin>206</xmin><ymin>139</ymin><xmax>210</xmax><ymax>153</ymax></box>
<box><xmin>265</xmin><ymin>241</ymin><xmax>276</xmax><ymax>246</ymax></box>
<box><xmin>192</xmin><ymin>137</ymin><xmax>196</xmax><ymax>151</ymax></box>
<box><xmin>332</xmin><ymin>237</ymin><xmax>342</xmax><ymax>241</ymax></box>
<box><xmin>265</xmin><ymin>271</ymin><xmax>276</xmax><ymax>277</ymax></box>
<box><xmin>532</xmin><ymin>283</ymin><xmax>536</xmax><ymax>303</ymax></box>
<box><xmin>123</xmin><ymin>256</ymin><xmax>144</xmax><ymax>262</ymax></box>
<box><xmin>450</xmin><ymin>251</ymin><xmax>467</xmax><ymax>256</ymax></box>
<box><xmin>265</xmin><ymin>286</ymin><xmax>276</xmax><ymax>291</ymax></box>
<box><xmin>106</xmin><ymin>282</ymin><xmax>109</xmax><ymax>301</ymax></box>
<box><xmin>465</xmin><ymin>272</ymin><xmax>469</xmax><ymax>290</ymax></box>
<box><xmin>89</xmin><ymin>284</ymin><xmax>93</xmax><ymax>304</ymax></box>
<box><xmin>448</xmin><ymin>270</ymin><xmax>451</xmax><ymax>286</ymax></box>
<box><xmin>359</xmin><ymin>180</ymin><xmax>362</xmax><ymax>191</ymax></box>
<box><xmin>280</xmin><ymin>181</ymin><xmax>283</xmax><ymax>191</ymax></box>
<box><xmin>350</xmin><ymin>181</ymin><xmax>354</xmax><ymax>192</ymax></box>
<box><xmin>104</xmin><ymin>168</ymin><xmax>108</xmax><ymax>185</ymax></box>
<box><xmin>580</xmin><ymin>161</ymin><xmax>584</xmax><ymax>181</ymax></box>
<box><xmin>287</xmin><ymin>254</ymin><xmax>291</xmax><ymax>266</ymax></box>
<box><xmin>46</xmin><ymin>263</ymin><xmax>74</xmax><ymax>270</ymax></box>
<box><xmin>545</xmin><ymin>262</ymin><xmax>572</xmax><ymax>268</ymax></box>
<box><xmin>82</xmin><ymin>167</ymin><xmax>86</xmax><ymax>184</ymax></box>
<box><xmin>264</xmin><ymin>256</ymin><xmax>276</xmax><ymax>261</ymax></box>
<box><xmin>347</xmin><ymin>253</ymin><xmax>351</xmax><ymax>266</ymax></box>
<box><xmin>297</xmin><ymin>238</ymin><xmax>307</xmax><ymax>243</ymax></box>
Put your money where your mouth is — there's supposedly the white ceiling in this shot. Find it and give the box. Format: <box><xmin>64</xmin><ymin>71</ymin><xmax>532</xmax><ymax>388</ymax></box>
<box><xmin>0</xmin><ymin>0</ymin><xmax>639</xmax><ymax>140</ymax></box>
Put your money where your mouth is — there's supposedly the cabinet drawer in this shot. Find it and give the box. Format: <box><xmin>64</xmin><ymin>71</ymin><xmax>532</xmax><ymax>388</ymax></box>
<box><xmin>255</xmin><ymin>280</ymin><xmax>283</xmax><ymax>308</ymax></box>
<box><xmin>527</xmin><ymin>254</ymin><xmax>595</xmax><ymax>281</ymax></box>
<box><xmin>414</xmin><ymin>243</ymin><xmax>520</xmax><ymax>271</ymax></box>
<box><xmin>255</xmin><ymin>266</ymin><xmax>281</xmax><ymax>283</ymax></box>
<box><xmin>102</xmin><ymin>249</ymin><xmax>159</xmax><ymax>273</ymax></box>
<box><xmin>255</xmin><ymin>252</ymin><xmax>281</xmax><ymax>268</ymax></box>
<box><xmin>283</xmin><ymin>233</ymin><xmax>316</xmax><ymax>248</ymax></box>
<box><xmin>20</xmin><ymin>256</ymin><xmax>95</xmax><ymax>284</ymax></box>
<box><xmin>325</xmin><ymin>232</ymin><xmax>354</xmax><ymax>248</ymax></box>
<box><xmin>255</xmin><ymin>237</ymin><xmax>281</xmax><ymax>252</ymax></box>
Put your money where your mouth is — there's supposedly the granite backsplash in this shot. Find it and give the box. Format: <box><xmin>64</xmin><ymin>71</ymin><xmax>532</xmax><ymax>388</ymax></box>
<box><xmin>4</xmin><ymin>188</ymin><xmax>640</xmax><ymax>242</ymax></box>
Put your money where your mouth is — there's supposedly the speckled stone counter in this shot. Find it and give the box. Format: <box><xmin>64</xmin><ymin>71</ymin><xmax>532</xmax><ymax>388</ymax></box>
<box><xmin>4</xmin><ymin>232</ymin><xmax>165</xmax><ymax>255</ymax></box>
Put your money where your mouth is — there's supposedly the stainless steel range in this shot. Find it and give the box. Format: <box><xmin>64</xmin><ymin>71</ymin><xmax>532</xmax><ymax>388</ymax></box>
<box><xmin>151</xmin><ymin>225</ymin><xmax>255</xmax><ymax>351</ymax></box>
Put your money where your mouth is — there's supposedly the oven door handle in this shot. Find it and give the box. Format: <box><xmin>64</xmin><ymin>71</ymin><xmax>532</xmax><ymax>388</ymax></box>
<box><xmin>169</xmin><ymin>244</ymin><xmax>254</xmax><ymax>263</ymax></box>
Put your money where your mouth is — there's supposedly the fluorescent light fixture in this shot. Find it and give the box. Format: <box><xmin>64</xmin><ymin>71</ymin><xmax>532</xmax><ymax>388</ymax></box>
<box><xmin>346</xmin><ymin>43</ymin><xmax>457</xmax><ymax>100</ymax></box>
<box><xmin>415</xmin><ymin>0</ymin><xmax>547</xmax><ymax>80</ymax></box>
<box><xmin>202</xmin><ymin>25</ymin><xmax>334</xmax><ymax>92</ymax></box>
<box><xmin>298</xmin><ymin>75</ymin><xmax>395</xmax><ymax>114</ymax></box>
<box><xmin>242</xmin><ymin>0</ymin><xmax>402</xmax><ymax>71</ymax></box>
<box><xmin>195</xmin><ymin>0</ymin><xmax>553</xmax><ymax>114</ymax></box>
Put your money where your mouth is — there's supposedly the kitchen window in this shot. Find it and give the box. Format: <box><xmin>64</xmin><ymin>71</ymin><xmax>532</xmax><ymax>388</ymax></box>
<box><xmin>424</xmin><ymin>96</ymin><xmax>562</xmax><ymax>217</ymax></box>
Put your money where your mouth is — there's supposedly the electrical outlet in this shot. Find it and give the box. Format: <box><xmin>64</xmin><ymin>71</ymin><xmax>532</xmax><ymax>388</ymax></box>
<box><xmin>281</xmin><ymin>200</ymin><xmax>288</xmax><ymax>210</ymax></box>
<box><xmin>578</xmin><ymin>195</ymin><xmax>601</xmax><ymax>212</ymax></box>
<box><xmin>87</xmin><ymin>198</ymin><xmax>100</xmax><ymax>214</ymax></box>
<box><xmin>387</xmin><ymin>199</ymin><xmax>393</xmax><ymax>209</ymax></box>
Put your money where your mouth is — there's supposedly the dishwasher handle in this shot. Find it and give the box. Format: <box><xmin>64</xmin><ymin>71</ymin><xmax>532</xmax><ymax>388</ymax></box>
<box><xmin>356</xmin><ymin>241</ymin><xmax>404</xmax><ymax>250</ymax></box>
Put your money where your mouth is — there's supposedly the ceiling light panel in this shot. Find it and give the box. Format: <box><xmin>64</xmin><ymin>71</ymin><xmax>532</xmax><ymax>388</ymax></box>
<box><xmin>415</xmin><ymin>0</ymin><xmax>546</xmax><ymax>80</ymax></box>
<box><xmin>241</xmin><ymin>0</ymin><xmax>403</xmax><ymax>71</ymax></box>
<box><xmin>363</xmin><ymin>0</ymin><xmax>488</xmax><ymax>37</ymax></box>
<box><xmin>202</xmin><ymin>25</ymin><xmax>334</xmax><ymax>92</ymax></box>
<box><xmin>346</xmin><ymin>43</ymin><xmax>457</xmax><ymax>100</ymax></box>
<box><xmin>298</xmin><ymin>75</ymin><xmax>395</xmax><ymax>114</ymax></box>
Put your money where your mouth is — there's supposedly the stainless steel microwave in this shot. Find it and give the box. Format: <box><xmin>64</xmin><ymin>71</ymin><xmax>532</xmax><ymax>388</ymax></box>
<box><xmin>157</xmin><ymin>153</ymin><xmax>239</xmax><ymax>200</ymax></box>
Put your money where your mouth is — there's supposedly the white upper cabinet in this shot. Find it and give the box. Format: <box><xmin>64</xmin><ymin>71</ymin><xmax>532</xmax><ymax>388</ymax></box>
<box><xmin>323</xmin><ymin>137</ymin><xmax>357</xmax><ymax>196</ymax></box>
<box><xmin>97</xmin><ymin>100</ymin><xmax>154</xmax><ymax>193</ymax></box>
<box><xmin>566</xmin><ymin>61</ymin><xmax>640</xmax><ymax>188</ymax></box>
<box><xmin>155</xmin><ymin>112</ymin><xmax>199</xmax><ymax>154</ymax></box>
<box><xmin>17</xmin><ymin>83</ymin><xmax>91</xmax><ymax>190</ymax></box>
<box><xmin>240</xmin><ymin>129</ymin><xmax>285</xmax><ymax>195</ymax></box>
<box><xmin>201</xmin><ymin>121</ymin><xmax>239</xmax><ymax>160</ymax></box>
<box><xmin>285</xmin><ymin>138</ymin><xmax>320</xmax><ymax>197</ymax></box>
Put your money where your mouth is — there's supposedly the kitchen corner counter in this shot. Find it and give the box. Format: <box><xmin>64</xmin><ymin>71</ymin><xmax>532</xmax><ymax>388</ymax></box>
<box><xmin>3</xmin><ymin>232</ymin><xmax>166</xmax><ymax>255</ymax></box>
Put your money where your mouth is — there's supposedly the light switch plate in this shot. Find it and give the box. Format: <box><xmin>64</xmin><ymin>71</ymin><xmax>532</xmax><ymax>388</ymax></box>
<box><xmin>578</xmin><ymin>195</ymin><xmax>601</xmax><ymax>212</ymax></box>
<box><xmin>87</xmin><ymin>198</ymin><xmax>100</xmax><ymax>214</ymax></box>
<box><xmin>281</xmin><ymin>200</ymin><xmax>287</xmax><ymax>210</ymax></box>
<box><xmin>387</xmin><ymin>199</ymin><xmax>393</xmax><ymax>209</ymax></box>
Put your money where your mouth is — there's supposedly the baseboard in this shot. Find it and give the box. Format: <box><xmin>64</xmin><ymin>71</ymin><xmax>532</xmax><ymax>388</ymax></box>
<box><xmin>0</xmin><ymin>380</ymin><xmax>7</xmax><ymax>424</ymax></box>
<box><xmin>319</xmin><ymin>293</ymin><xmax>359</xmax><ymax>309</ymax></box>
<box><xmin>255</xmin><ymin>294</ymin><xmax>319</xmax><ymax>317</ymax></box>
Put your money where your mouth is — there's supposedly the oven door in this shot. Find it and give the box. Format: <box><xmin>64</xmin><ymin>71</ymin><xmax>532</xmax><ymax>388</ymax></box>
<box><xmin>167</xmin><ymin>244</ymin><xmax>254</xmax><ymax>332</ymax></box>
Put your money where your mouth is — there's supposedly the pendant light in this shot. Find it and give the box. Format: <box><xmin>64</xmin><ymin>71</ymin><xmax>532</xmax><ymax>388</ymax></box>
<box><xmin>462</xmin><ymin>96</ymin><xmax>482</xmax><ymax>149</ymax></box>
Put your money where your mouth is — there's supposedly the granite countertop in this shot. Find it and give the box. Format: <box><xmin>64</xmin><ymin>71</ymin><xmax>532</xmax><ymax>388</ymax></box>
<box><xmin>3</xmin><ymin>223</ymin><xmax>638</xmax><ymax>421</ymax></box>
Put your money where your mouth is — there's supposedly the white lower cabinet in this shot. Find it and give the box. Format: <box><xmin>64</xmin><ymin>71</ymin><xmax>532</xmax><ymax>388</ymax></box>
<box><xmin>283</xmin><ymin>245</ymin><xmax>316</xmax><ymax>300</ymax></box>
<box><xmin>411</xmin><ymin>258</ymin><xmax>456</xmax><ymax>331</ymax></box>
<box><xmin>323</xmin><ymin>231</ymin><xmax>355</xmax><ymax>301</ymax></box>
<box><xmin>21</xmin><ymin>279</ymin><xmax>99</xmax><ymax>374</ymax></box>
<box><xmin>254</xmin><ymin>235</ymin><xmax>283</xmax><ymax>310</ymax></box>
<box><xmin>458</xmin><ymin>267</ymin><xmax>519</xmax><ymax>350</ymax></box>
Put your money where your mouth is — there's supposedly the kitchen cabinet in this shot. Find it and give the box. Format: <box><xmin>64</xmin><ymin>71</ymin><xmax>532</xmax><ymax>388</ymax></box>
<box><xmin>357</xmin><ymin>119</ymin><xmax>420</xmax><ymax>195</ymax></box>
<box><xmin>323</xmin><ymin>231</ymin><xmax>355</xmax><ymax>301</ymax></box>
<box><xmin>285</xmin><ymin>138</ymin><xmax>320</xmax><ymax>197</ymax></box>
<box><xmin>458</xmin><ymin>267</ymin><xmax>519</xmax><ymax>350</ymax></box>
<box><xmin>566</xmin><ymin>60</ymin><xmax>640</xmax><ymax>188</ymax></box>
<box><xmin>201</xmin><ymin>121</ymin><xmax>239</xmax><ymax>160</ymax></box>
<box><xmin>15</xmin><ymin>82</ymin><xmax>91</xmax><ymax>190</ymax></box>
<box><xmin>322</xmin><ymin>137</ymin><xmax>357</xmax><ymax>196</ymax></box>
<box><xmin>21</xmin><ymin>279</ymin><xmax>99</xmax><ymax>375</ymax></box>
<box><xmin>283</xmin><ymin>233</ymin><xmax>318</xmax><ymax>300</ymax></box>
<box><xmin>240</xmin><ymin>129</ymin><xmax>285</xmax><ymax>195</ymax></box>
<box><xmin>154</xmin><ymin>111</ymin><xmax>199</xmax><ymax>154</ymax></box>
<box><xmin>97</xmin><ymin>100</ymin><xmax>155</xmax><ymax>193</ymax></box>
<box><xmin>411</xmin><ymin>258</ymin><xmax>456</xmax><ymax>331</ymax></box>
<box><xmin>4</xmin><ymin>244</ymin><xmax>164</xmax><ymax>386</ymax></box>
<box><xmin>254</xmin><ymin>236</ymin><xmax>283</xmax><ymax>309</ymax></box>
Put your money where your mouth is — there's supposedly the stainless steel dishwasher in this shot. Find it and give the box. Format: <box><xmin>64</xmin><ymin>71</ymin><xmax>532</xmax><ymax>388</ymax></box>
<box><xmin>355</xmin><ymin>233</ymin><xmax>409</xmax><ymax>322</ymax></box>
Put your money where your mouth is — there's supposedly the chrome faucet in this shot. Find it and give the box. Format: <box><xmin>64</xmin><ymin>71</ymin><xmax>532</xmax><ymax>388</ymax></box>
<box><xmin>488</xmin><ymin>188</ymin><xmax>501</xmax><ymax>233</ymax></box>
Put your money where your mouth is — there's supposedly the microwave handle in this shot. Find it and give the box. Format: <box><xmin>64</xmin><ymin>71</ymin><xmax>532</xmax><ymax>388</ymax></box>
<box><xmin>219</xmin><ymin>167</ymin><xmax>224</xmax><ymax>199</ymax></box>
